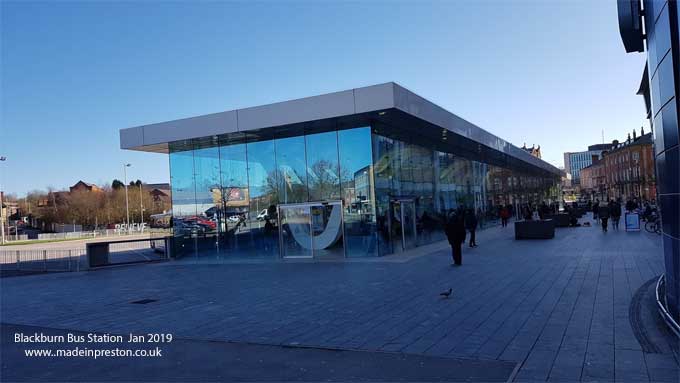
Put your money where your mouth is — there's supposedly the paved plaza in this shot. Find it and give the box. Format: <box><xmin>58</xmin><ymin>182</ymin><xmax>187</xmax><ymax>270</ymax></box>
<box><xmin>1</xmin><ymin>216</ymin><xmax>678</xmax><ymax>382</ymax></box>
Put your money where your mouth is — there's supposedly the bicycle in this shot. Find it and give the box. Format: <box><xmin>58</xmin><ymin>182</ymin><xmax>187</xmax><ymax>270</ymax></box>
<box><xmin>645</xmin><ymin>214</ymin><xmax>662</xmax><ymax>235</ymax></box>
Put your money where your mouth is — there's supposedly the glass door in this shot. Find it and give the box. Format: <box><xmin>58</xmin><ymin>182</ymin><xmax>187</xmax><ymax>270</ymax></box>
<box><xmin>278</xmin><ymin>201</ymin><xmax>345</xmax><ymax>259</ymax></box>
<box><xmin>310</xmin><ymin>202</ymin><xmax>345</xmax><ymax>259</ymax></box>
<box><xmin>388</xmin><ymin>199</ymin><xmax>417</xmax><ymax>253</ymax></box>
<box><xmin>278</xmin><ymin>205</ymin><xmax>313</xmax><ymax>258</ymax></box>
<box><xmin>401</xmin><ymin>200</ymin><xmax>417</xmax><ymax>250</ymax></box>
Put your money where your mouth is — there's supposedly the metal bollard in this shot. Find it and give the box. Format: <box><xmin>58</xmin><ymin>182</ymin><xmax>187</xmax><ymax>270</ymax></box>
<box><xmin>16</xmin><ymin>250</ymin><xmax>20</xmax><ymax>271</ymax></box>
<box><xmin>43</xmin><ymin>250</ymin><xmax>47</xmax><ymax>271</ymax></box>
<box><xmin>68</xmin><ymin>250</ymin><xmax>72</xmax><ymax>271</ymax></box>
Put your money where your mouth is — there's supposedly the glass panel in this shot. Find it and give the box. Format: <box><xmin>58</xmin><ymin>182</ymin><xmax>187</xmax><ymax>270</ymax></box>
<box><xmin>339</xmin><ymin>127</ymin><xmax>377</xmax><ymax>257</ymax></box>
<box><xmin>276</xmin><ymin>136</ymin><xmax>308</xmax><ymax>203</ymax></box>
<box><xmin>402</xmin><ymin>201</ymin><xmax>416</xmax><ymax>250</ymax></box>
<box><xmin>169</xmin><ymin>148</ymin><xmax>196</xmax><ymax>258</ymax></box>
<box><xmin>247</xmin><ymin>139</ymin><xmax>279</xmax><ymax>257</ymax></box>
<box><xmin>279</xmin><ymin>205</ymin><xmax>312</xmax><ymax>258</ymax></box>
<box><xmin>306</xmin><ymin>131</ymin><xmax>340</xmax><ymax>201</ymax></box>
<box><xmin>310</xmin><ymin>203</ymin><xmax>345</xmax><ymax>258</ymax></box>
<box><xmin>192</xmin><ymin>146</ymin><xmax>221</xmax><ymax>257</ymax></box>
<box><xmin>372</xmin><ymin>134</ymin><xmax>395</xmax><ymax>255</ymax></box>
<box><xmin>219</xmin><ymin>139</ymin><xmax>250</xmax><ymax>257</ymax></box>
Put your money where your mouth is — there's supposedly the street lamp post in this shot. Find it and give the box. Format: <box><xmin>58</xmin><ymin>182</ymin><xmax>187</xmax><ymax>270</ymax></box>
<box><xmin>0</xmin><ymin>156</ymin><xmax>6</xmax><ymax>245</ymax></box>
<box><xmin>124</xmin><ymin>163</ymin><xmax>131</xmax><ymax>233</ymax></box>
<box><xmin>139</xmin><ymin>182</ymin><xmax>144</xmax><ymax>233</ymax></box>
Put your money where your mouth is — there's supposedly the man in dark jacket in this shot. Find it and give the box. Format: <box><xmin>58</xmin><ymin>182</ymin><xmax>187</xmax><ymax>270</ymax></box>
<box><xmin>609</xmin><ymin>200</ymin><xmax>621</xmax><ymax>230</ymax></box>
<box><xmin>598</xmin><ymin>202</ymin><xmax>610</xmax><ymax>232</ymax></box>
<box><xmin>445</xmin><ymin>213</ymin><xmax>466</xmax><ymax>266</ymax></box>
<box><xmin>465</xmin><ymin>209</ymin><xmax>478</xmax><ymax>248</ymax></box>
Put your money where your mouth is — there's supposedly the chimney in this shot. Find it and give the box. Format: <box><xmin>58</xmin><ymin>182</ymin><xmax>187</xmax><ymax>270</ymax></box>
<box><xmin>627</xmin><ymin>133</ymin><xmax>631</xmax><ymax>143</ymax></box>
<box><xmin>641</xmin><ymin>126</ymin><xmax>645</xmax><ymax>136</ymax></box>
<box><xmin>612</xmin><ymin>139</ymin><xmax>619</xmax><ymax>147</ymax></box>
<box><xmin>633</xmin><ymin>129</ymin><xmax>637</xmax><ymax>140</ymax></box>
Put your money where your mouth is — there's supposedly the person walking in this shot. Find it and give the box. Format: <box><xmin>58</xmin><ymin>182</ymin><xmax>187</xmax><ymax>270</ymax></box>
<box><xmin>445</xmin><ymin>212</ymin><xmax>466</xmax><ymax>266</ymax></box>
<box><xmin>592</xmin><ymin>199</ymin><xmax>600</xmax><ymax>221</ymax></box>
<box><xmin>610</xmin><ymin>199</ymin><xmax>621</xmax><ymax>230</ymax></box>
<box><xmin>500</xmin><ymin>206</ymin><xmax>510</xmax><ymax>227</ymax></box>
<box><xmin>465</xmin><ymin>209</ymin><xmax>478</xmax><ymax>248</ymax></box>
<box><xmin>598</xmin><ymin>202</ymin><xmax>610</xmax><ymax>233</ymax></box>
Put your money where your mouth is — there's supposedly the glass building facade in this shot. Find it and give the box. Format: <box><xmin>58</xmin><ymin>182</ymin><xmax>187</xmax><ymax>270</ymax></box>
<box><xmin>619</xmin><ymin>0</ymin><xmax>680</xmax><ymax>321</ymax></box>
<box><xmin>168</xmin><ymin>125</ymin><xmax>561</xmax><ymax>260</ymax></box>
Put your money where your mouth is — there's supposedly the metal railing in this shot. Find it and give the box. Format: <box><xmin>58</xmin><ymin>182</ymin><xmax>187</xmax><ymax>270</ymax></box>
<box><xmin>36</xmin><ymin>228</ymin><xmax>171</xmax><ymax>241</ymax></box>
<box><xmin>0</xmin><ymin>248</ymin><xmax>86</xmax><ymax>272</ymax></box>
<box><xmin>0</xmin><ymin>237</ymin><xmax>171</xmax><ymax>274</ymax></box>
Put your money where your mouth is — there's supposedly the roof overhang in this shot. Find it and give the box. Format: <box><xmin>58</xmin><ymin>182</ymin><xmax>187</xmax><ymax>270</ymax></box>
<box><xmin>120</xmin><ymin>82</ymin><xmax>561</xmax><ymax>176</ymax></box>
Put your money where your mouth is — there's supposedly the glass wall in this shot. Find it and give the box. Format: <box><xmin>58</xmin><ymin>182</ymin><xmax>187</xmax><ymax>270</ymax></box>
<box><xmin>338</xmin><ymin>127</ymin><xmax>377</xmax><ymax>257</ymax></box>
<box><xmin>169</xmin><ymin>148</ymin><xmax>196</xmax><ymax>257</ymax></box>
<box><xmin>218</xmin><ymin>136</ymin><xmax>250</xmax><ymax>256</ymax></box>
<box><xmin>168</xmin><ymin>125</ymin><xmax>560</xmax><ymax>259</ymax></box>
<box><xmin>246</xmin><ymin>139</ymin><xmax>278</xmax><ymax>257</ymax></box>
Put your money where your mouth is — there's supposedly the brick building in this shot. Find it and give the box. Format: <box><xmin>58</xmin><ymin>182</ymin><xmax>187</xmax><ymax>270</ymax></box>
<box><xmin>603</xmin><ymin>131</ymin><xmax>656</xmax><ymax>201</ymax></box>
<box><xmin>580</xmin><ymin>159</ymin><xmax>607</xmax><ymax>201</ymax></box>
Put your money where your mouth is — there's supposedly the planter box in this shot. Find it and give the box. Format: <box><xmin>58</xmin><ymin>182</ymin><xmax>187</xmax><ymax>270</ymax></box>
<box><xmin>515</xmin><ymin>219</ymin><xmax>555</xmax><ymax>239</ymax></box>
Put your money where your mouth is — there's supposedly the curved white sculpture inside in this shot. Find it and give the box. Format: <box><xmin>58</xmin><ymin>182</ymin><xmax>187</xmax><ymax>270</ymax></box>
<box><xmin>287</xmin><ymin>204</ymin><xmax>342</xmax><ymax>250</ymax></box>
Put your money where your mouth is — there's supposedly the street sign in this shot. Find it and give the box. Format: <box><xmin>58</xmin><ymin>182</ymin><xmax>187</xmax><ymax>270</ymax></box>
<box><xmin>625</xmin><ymin>212</ymin><xmax>640</xmax><ymax>232</ymax></box>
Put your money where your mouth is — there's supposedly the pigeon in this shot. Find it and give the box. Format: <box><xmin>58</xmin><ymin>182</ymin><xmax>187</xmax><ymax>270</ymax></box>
<box><xmin>440</xmin><ymin>288</ymin><xmax>453</xmax><ymax>299</ymax></box>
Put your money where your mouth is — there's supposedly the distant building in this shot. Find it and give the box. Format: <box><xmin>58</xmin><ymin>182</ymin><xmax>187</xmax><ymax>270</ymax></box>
<box><xmin>579</xmin><ymin>131</ymin><xmax>656</xmax><ymax>202</ymax></box>
<box><xmin>579</xmin><ymin>159</ymin><xmax>607</xmax><ymax>202</ymax></box>
<box><xmin>603</xmin><ymin>131</ymin><xmax>655</xmax><ymax>201</ymax></box>
<box><xmin>521</xmin><ymin>144</ymin><xmax>542</xmax><ymax>159</ymax></box>
<box><xmin>144</xmin><ymin>183</ymin><xmax>171</xmax><ymax>207</ymax></box>
<box><xmin>69</xmin><ymin>181</ymin><xmax>102</xmax><ymax>193</ymax></box>
<box><xmin>563</xmin><ymin>143</ymin><xmax>613</xmax><ymax>185</ymax></box>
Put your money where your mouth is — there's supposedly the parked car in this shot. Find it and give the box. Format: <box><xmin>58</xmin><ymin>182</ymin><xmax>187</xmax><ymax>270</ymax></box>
<box><xmin>256</xmin><ymin>209</ymin><xmax>269</xmax><ymax>221</ymax></box>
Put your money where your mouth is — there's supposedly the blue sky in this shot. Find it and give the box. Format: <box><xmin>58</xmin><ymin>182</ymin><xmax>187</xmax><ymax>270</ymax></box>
<box><xmin>1</xmin><ymin>0</ymin><xmax>647</xmax><ymax>196</ymax></box>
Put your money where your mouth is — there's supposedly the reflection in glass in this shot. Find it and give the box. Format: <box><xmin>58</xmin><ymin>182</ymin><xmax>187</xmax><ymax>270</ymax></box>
<box><xmin>170</xmin><ymin>148</ymin><xmax>196</xmax><ymax>258</ymax></box>
<box><xmin>247</xmin><ymin>139</ymin><xmax>279</xmax><ymax>257</ymax></box>
<box><xmin>276</xmin><ymin>136</ymin><xmax>308</xmax><ymax>203</ymax></box>
<box><xmin>192</xmin><ymin>146</ymin><xmax>221</xmax><ymax>257</ymax></box>
<box><xmin>305</xmin><ymin>131</ymin><xmax>340</xmax><ymax>201</ymax></box>
<box><xmin>219</xmin><ymin>139</ymin><xmax>250</xmax><ymax>256</ymax></box>
<box><xmin>339</xmin><ymin>127</ymin><xmax>377</xmax><ymax>257</ymax></box>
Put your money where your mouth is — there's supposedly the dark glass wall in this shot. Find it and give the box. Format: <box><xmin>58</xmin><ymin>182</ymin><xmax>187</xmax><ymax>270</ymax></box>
<box><xmin>643</xmin><ymin>0</ymin><xmax>680</xmax><ymax>320</ymax></box>
<box><xmin>371</xmin><ymin>132</ymin><xmax>560</xmax><ymax>256</ymax></box>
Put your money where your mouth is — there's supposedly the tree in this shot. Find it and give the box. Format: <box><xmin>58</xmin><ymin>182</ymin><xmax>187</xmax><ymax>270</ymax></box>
<box><xmin>112</xmin><ymin>179</ymin><xmax>124</xmax><ymax>189</ymax></box>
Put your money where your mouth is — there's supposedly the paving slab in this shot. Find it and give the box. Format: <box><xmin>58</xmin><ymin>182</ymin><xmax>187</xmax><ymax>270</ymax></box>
<box><xmin>1</xmin><ymin>214</ymin><xmax>677</xmax><ymax>381</ymax></box>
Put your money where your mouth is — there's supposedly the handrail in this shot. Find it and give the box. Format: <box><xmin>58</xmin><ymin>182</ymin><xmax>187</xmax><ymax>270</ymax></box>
<box><xmin>655</xmin><ymin>274</ymin><xmax>680</xmax><ymax>338</ymax></box>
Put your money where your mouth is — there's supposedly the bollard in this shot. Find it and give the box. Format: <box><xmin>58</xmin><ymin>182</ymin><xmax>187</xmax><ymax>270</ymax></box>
<box><xmin>68</xmin><ymin>250</ymin><xmax>72</xmax><ymax>271</ymax></box>
<box><xmin>43</xmin><ymin>250</ymin><xmax>47</xmax><ymax>271</ymax></box>
<box><xmin>16</xmin><ymin>250</ymin><xmax>20</xmax><ymax>271</ymax></box>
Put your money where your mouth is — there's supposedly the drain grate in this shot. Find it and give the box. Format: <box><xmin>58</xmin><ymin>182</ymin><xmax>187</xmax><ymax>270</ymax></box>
<box><xmin>130</xmin><ymin>299</ymin><xmax>158</xmax><ymax>305</ymax></box>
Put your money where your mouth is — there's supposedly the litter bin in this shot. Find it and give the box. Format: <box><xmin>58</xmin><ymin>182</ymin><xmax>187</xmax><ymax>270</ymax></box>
<box><xmin>87</xmin><ymin>242</ymin><xmax>109</xmax><ymax>267</ymax></box>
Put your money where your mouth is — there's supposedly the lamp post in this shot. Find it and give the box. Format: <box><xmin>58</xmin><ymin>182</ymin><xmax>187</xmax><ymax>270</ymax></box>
<box><xmin>139</xmin><ymin>182</ymin><xmax>144</xmax><ymax>233</ymax></box>
<box><xmin>0</xmin><ymin>156</ymin><xmax>6</xmax><ymax>245</ymax></box>
<box><xmin>124</xmin><ymin>163</ymin><xmax>131</xmax><ymax>232</ymax></box>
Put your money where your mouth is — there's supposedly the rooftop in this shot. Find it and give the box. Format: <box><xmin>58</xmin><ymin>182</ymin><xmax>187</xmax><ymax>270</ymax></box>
<box><xmin>120</xmin><ymin>82</ymin><xmax>561</xmax><ymax>176</ymax></box>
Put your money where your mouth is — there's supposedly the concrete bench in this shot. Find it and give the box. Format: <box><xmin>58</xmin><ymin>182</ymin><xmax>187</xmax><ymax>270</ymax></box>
<box><xmin>515</xmin><ymin>219</ymin><xmax>555</xmax><ymax>239</ymax></box>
